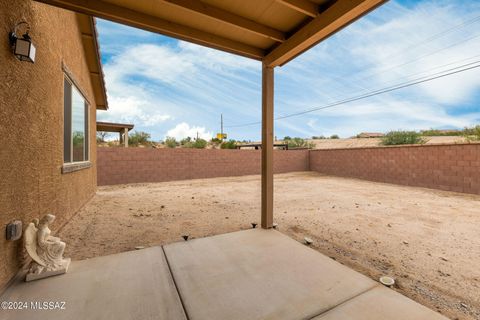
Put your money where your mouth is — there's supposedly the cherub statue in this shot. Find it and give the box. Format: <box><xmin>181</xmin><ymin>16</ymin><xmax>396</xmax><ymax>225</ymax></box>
<box><xmin>24</xmin><ymin>214</ymin><xmax>71</xmax><ymax>281</ymax></box>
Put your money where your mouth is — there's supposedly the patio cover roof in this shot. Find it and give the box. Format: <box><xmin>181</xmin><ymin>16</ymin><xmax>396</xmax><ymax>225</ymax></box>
<box><xmin>96</xmin><ymin>121</ymin><xmax>134</xmax><ymax>133</ymax></box>
<box><xmin>76</xmin><ymin>14</ymin><xmax>109</xmax><ymax>110</ymax></box>
<box><xmin>34</xmin><ymin>0</ymin><xmax>386</xmax><ymax>67</ymax></box>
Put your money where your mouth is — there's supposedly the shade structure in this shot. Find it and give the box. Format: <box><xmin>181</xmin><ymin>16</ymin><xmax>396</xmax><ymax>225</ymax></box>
<box><xmin>96</xmin><ymin>121</ymin><xmax>134</xmax><ymax>133</ymax></box>
<box><xmin>34</xmin><ymin>0</ymin><xmax>386</xmax><ymax>66</ymax></box>
<box><xmin>35</xmin><ymin>0</ymin><xmax>387</xmax><ymax>228</ymax></box>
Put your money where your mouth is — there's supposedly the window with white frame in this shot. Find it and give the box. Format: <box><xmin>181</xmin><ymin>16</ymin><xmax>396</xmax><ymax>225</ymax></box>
<box><xmin>64</xmin><ymin>76</ymin><xmax>89</xmax><ymax>163</ymax></box>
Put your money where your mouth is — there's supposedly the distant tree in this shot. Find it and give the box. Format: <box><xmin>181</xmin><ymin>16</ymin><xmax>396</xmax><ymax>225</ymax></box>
<box><xmin>128</xmin><ymin>131</ymin><xmax>151</xmax><ymax>146</ymax></box>
<box><xmin>330</xmin><ymin>134</ymin><xmax>340</xmax><ymax>139</ymax></box>
<box><xmin>381</xmin><ymin>131</ymin><xmax>425</xmax><ymax>145</ymax></box>
<box><xmin>283</xmin><ymin>136</ymin><xmax>291</xmax><ymax>141</ymax></box>
<box><xmin>221</xmin><ymin>140</ymin><xmax>237</xmax><ymax>149</ymax></box>
<box><xmin>165</xmin><ymin>136</ymin><xmax>177</xmax><ymax>148</ymax></box>
<box><xmin>96</xmin><ymin>131</ymin><xmax>109</xmax><ymax>143</ymax></box>
<box><xmin>312</xmin><ymin>135</ymin><xmax>325</xmax><ymax>139</ymax></box>
<box><xmin>286</xmin><ymin>137</ymin><xmax>314</xmax><ymax>149</ymax></box>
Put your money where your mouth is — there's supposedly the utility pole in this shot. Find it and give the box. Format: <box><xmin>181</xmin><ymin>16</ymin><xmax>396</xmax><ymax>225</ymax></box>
<box><xmin>220</xmin><ymin>113</ymin><xmax>224</xmax><ymax>141</ymax></box>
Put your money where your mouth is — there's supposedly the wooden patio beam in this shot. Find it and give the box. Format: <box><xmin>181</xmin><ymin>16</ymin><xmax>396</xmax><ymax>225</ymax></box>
<box><xmin>162</xmin><ymin>0</ymin><xmax>286</xmax><ymax>42</ymax></box>
<box><xmin>261</xmin><ymin>62</ymin><xmax>274</xmax><ymax>229</ymax></box>
<box><xmin>264</xmin><ymin>0</ymin><xmax>387</xmax><ymax>67</ymax></box>
<box><xmin>34</xmin><ymin>0</ymin><xmax>265</xmax><ymax>60</ymax></box>
<box><xmin>276</xmin><ymin>0</ymin><xmax>319</xmax><ymax>18</ymax></box>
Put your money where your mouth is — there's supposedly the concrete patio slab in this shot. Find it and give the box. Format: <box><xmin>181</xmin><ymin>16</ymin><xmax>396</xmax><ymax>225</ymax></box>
<box><xmin>163</xmin><ymin>228</ymin><xmax>378</xmax><ymax>320</ymax></box>
<box><xmin>0</xmin><ymin>246</ymin><xmax>186</xmax><ymax>320</ymax></box>
<box><xmin>1</xmin><ymin>229</ymin><xmax>449</xmax><ymax>320</ymax></box>
<box><xmin>313</xmin><ymin>285</ymin><xmax>449</xmax><ymax>320</ymax></box>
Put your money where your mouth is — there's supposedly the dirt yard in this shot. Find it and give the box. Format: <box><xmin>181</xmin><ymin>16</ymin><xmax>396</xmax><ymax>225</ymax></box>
<box><xmin>58</xmin><ymin>172</ymin><xmax>479</xmax><ymax>320</ymax></box>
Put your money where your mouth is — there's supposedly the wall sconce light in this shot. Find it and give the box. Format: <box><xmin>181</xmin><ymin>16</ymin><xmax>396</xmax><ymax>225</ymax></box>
<box><xmin>9</xmin><ymin>21</ymin><xmax>36</xmax><ymax>63</ymax></box>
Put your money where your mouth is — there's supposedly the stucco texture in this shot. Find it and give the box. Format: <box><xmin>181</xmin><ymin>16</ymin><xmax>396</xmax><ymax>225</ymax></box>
<box><xmin>0</xmin><ymin>0</ymin><xmax>98</xmax><ymax>289</ymax></box>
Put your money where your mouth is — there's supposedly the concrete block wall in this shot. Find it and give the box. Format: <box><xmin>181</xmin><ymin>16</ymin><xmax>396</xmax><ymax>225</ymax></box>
<box><xmin>97</xmin><ymin>148</ymin><xmax>310</xmax><ymax>186</ymax></box>
<box><xmin>310</xmin><ymin>144</ymin><xmax>480</xmax><ymax>194</ymax></box>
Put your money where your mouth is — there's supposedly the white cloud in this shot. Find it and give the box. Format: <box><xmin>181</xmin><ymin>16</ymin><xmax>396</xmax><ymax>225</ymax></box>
<box><xmin>273</xmin><ymin>0</ymin><xmax>480</xmax><ymax>138</ymax></box>
<box><xmin>98</xmin><ymin>94</ymin><xmax>172</xmax><ymax>127</ymax></box>
<box><xmin>166</xmin><ymin>122</ymin><xmax>213</xmax><ymax>140</ymax></box>
<box><xmin>97</xmin><ymin>36</ymin><xmax>261</xmax><ymax>140</ymax></box>
<box><xmin>97</xmin><ymin>0</ymin><xmax>480</xmax><ymax>141</ymax></box>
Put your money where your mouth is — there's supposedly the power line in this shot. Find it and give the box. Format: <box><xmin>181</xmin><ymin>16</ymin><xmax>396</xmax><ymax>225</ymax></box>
<box><xmin>278</xmin><ymin>62</ymin><xmax>480</xmax><ymax>120</ymax></box>
<box><xmin>225</xmin><ymin>17</ymin><xmax>480</xmax><ymax>126</ymax></box>
<box><xmin>317</xmin><ymin>15</ymin><xmax>480</xmax><ymax>97</ymax></box>
<box><xmin>376</xmin><ymin>14</ymin><xmax>480</xmax><ymax>63</ymax></box>
<box><xmin>351</xmin><ymin>53</ymin><xmax>480</xmax><ymax>95</ymax></box>
<box><xmin>225</xmin><ymin>61</ymin><xmax>480</xmax><ymax>128</ymax></box>
<box><xmin>319</xmin><ymin>14</ymin><xmax>480</xmax><ymax>93</ymax></box>
<box><xmin>353</xmin><ymin>32</ymin><xmax>480</xmax><ymax>84</ymax></box>
<box><xmin>307</xmin><ymin>53</ymin><xmax>480</xmax><ymax>107</ymax></box>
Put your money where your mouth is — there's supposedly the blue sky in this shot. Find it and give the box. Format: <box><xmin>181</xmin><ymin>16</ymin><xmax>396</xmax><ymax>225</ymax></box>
<box><xmin>96</xmin><ymin>0</ymin><xmax>480</xmax><ymax>141</ymax></box>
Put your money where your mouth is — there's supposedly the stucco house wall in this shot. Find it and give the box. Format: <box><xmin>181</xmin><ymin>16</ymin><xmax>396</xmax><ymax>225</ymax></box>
<box><xmin>0</xmin><ymin>0</ymin><xmax>99</xmax><ymax>289</ymax></box>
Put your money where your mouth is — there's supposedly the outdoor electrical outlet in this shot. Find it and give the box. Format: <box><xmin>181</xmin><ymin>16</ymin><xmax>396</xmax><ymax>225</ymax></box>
<box><xmin>6</xmin><ymin>220</ymin><xmax>22</xmax><ymax>241</ymax></box>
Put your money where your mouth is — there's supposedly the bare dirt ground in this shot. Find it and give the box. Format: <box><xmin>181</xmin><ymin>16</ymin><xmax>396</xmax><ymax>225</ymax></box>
<box><xmin>58</xmin><ymin>172</ymin><xmax>480</xmax><ymax>320</ymax></box>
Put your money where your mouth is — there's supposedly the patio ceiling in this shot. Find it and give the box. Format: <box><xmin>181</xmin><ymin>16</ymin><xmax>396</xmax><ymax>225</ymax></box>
<box><xmin>34</xmin><ymin>0</ymin><xmax>386</xmax><ymax>67</ymax></box>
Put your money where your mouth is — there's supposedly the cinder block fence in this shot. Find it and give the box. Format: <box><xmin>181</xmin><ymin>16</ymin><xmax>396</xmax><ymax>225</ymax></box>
<box><xmin>97</xmin><ymin>148</ymin><xmax>310</xmax><ymax>186</ymax></box>
<box><xmin>97</xmin><ymin>144</ymin><xmax>480</xmax><ymax>195</ymax></box>
<box><xmin>309</xmin><ymin>144</ymin><xmax>480</xmax><ymax>195</ymax></box>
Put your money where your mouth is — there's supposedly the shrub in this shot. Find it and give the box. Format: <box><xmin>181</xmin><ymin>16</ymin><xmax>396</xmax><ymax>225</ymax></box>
<box><xmin>221</xmin><ymin>140</ymin><xmax>237</xmax><ymax>149</ymax></box>
<box><xmin>72</xmin><ymin>131</ymin><xmax>84</xmax><ymax>146</ymax></box>
<box><xmin>107</xmin><ymin>141</ymin><xmax>119</xmax><ymax>147</ymax></box>
<box><xmin>181</xmin><ymin>138</ymin><xmax>208</xmax><ymax>149</ymax></box>
<box><xmin>330</xmin><ymin>134</ymin><xmax>340</xmax><ymax>139</ymax></box>
<box><xmin>129</xmin><ymin>131</ymin><xmax>151</xmax><ymax>146</ymax></box>
<box><xmin>191</xmin><ymin>138</ymin><xmax>208</xmax><ymax>149</ymax></box>
<box><xmin>180</xmin><ymin>137</ymin><xmax>192</xmax><ymax>145</ymax></box>
<box><xmin>312</xmin><ymin>136</ymin><xmax>325</xmax><ymax>139</ymax></box>
<box><xmin>421</xmin><ymin>129</ymin><xmax>465</xmax><ymax>136</ymax></box>
<box><xmin>165</xmin><ymin>136</ymin><xmax>177</xmax><ymax>148</ymax></box>
<box><xmin>464</xmin><ymin>125</ymin><xmax>480</xmax><ymax>141</ymax></box>
<box><xmin>283</xmin><ymin>136</ymin><xmax>291</xmax><ymax>141</ymax></box>
<box><xmin>381</xmin><ymin>131</ymin><xmax>425</xmax><ymax>145</ymax></box>
<box><xmin>286</xmin><ymin>137</ymin><xmax>315</xmax><ymax>149</ymax></box>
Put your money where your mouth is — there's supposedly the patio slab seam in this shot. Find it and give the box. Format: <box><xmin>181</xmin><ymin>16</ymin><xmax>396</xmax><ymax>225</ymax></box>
<box><xmin>162</xmin><ymin>245</ymin><xmax>191</xmax><ymax>320</ymax></box>
<box><xmin>307</xmin><ymin>284</ymin><xmax>380</xmax><ymax>320</ymax></box>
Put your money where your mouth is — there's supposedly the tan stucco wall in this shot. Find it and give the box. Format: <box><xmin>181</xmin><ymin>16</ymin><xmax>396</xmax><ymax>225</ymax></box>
<box><xmin>0</xmin><ymin>0</ymin><xmax>98</xmax><ymax>289</ymax></box>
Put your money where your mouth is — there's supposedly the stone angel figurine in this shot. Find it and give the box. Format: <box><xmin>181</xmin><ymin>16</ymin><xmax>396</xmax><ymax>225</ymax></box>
<box><xmin>24</xmin><ymin>214</ymin><xmax>71</xmax><ymax>281</ymax></box>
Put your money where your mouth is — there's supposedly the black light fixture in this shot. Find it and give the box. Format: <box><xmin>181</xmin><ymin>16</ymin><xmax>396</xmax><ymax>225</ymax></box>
<box><xmin>9</xmin><ymin>21</ymin><xmax>36</xmax><ymax>63</ymax></box>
